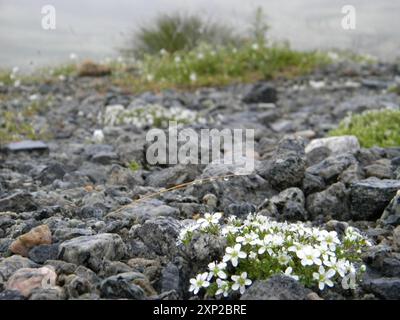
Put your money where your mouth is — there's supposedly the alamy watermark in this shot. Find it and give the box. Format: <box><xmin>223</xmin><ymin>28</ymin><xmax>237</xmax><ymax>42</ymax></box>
<box><xmin>341</xmin><ymin>5</ymin><xmax>356</xmax><ymax>30</ymax></box>
<box><xmin>146</xmin><ymin>122</ymin><xmax>255</xmax><ymax>175</ymax></box>
<box><xmin>41</xmin><ymin>5</ymin><xmax>56</xmax><ymax>30</ymax></box>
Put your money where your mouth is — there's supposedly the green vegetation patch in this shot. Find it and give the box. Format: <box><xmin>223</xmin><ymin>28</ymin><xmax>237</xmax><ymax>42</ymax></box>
<box><xmin>329</xmin><ymin>109</ymin><xmax>400</xmax><ymax>148</ymax></box>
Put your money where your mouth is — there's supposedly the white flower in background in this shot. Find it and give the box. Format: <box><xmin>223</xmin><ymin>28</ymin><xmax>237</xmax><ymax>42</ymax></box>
<box><xmin>313</xmin><ymin>266</ymin><xmax>336</xmax><ymax>290</ymax></box>
<box><xmin>251</xmin><ymin>43</ymin><xmax>259</xmax><ymax>50</ymax></box>
<box><xmin>198</xmin><ymin>212</ymin><xmax>222</xmax><ymax>229</ymax></box>
<box><xmin>223</xmin><ymin>244</ymin><xmax>247</xmax><ymax>267</ymax></box>
<box><xmin>146</xmin><ymin>74</ymin><xmax>154</xmax><ymax>82</ymax></box>
<box><xmin>257</xmin><ymin>234</ymin><xmax>274</xmax><ymax>255</ymax></box>
<box><xmin>197</xmin><ymin>52</ymin><xmax>204</xmax><ymax>60</ymax></box>
<box><xmin>207</xmin><ymin>262</ymin><xmax>227</xmax><ymax>280</ymax></box>
<box><xmin>231</xmin><ymin>272</ymin><xmax>252</xmax><ymax>294</ymax></box>
<box><xmin>323</xmin><ymin>256</ymin><xmax>337</xmax><ymax>268</ymax></box>
<box><xmin>296</xmin><ymin>245</ymin><xmax>321</xmax><ymax>266</ymax></box>
<box><xmin>284</xmin><ymin>267</ymin><xmax>299</xmax><ymax>281</ymax></box>
<box><xmin>249</xmin><ymin>251</ymin><xmax>257</xmax><ymax>260</ymax></box>
<box><xmin>174</xmin><ymin>56</ymin><xmax>181</xmax><ymax>63</ymax></box>
<box><xmin>29</xmin><ymin>94</ymin><xmax>39</xmax><ymax>101</ymax></box>
<box><xmin>232</xmin><ymin>48</ymin><xmax>237</xmax><ymax>54</ymax></box>
<box><xmin>12</xmin><ymin>66</ymin><xmax>19</xmax><ymax>74</ymax></box>
<box><xmin>215</xmin><ymin>279</ymin><xmax>230</xmax><ymax>297</ymax></box>
<box><xmin>160</xmin><ymin>48</ymin><xmax>167</xmax><ymax>56</ymax></box>
<box><xmin>277</xmin><ymin>253</ymin><xmax>291</xmax><ymax>265</ymax></box>
<box><xmin>221</xmin><ymin>225</ymin><xmax>240</xmax><ymax>236</ymax></box>
<box><xmin>14</xmin><ymin>80</ymin><xmax>21</xmax><ymax>87</ymax></box>
<box><xmin>93</xmin><ymin>129</ymin><xmax>104</xmax><ymax>143</ymax></box>
<box><xmin>189</xmin><ymin>272</ymin><xmax>210</xmax><ymax>295</ymax></box>
<box><xmin>189</xmin><ymin>72</ymin><xmax>197</xmax><ymax>82</ymax></box>
<box><xmin>69</xmin><ymin>53</ymin><xmax>78</xmax><ymax>60</ymax></box>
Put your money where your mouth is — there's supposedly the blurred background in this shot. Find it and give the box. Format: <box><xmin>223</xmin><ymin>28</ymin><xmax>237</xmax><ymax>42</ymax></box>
<box><xmin>1</xmin><ymin>0</ymin><xmax>399</xmax><ymax>70</ymax></box>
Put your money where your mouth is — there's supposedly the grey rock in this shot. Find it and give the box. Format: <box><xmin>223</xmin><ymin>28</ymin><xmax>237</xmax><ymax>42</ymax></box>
<box><xmin>91</xmin><ymin>151</ymin><xmax>119</xmax><ymax>165</ymax></box>
<box><xmin>365</xmin><ymin>161</ymin><xmax>393</xmax><ymax>180</ymax></box>
<box><xmin>130</xmin><ymin>216</ymin><xmax>180</xmax><ymax>258</ymax></box>
<box><xmin>0</xmin><ymin>255</ymin><xmax>38</xmax><ymax>282</ymax></box>
<box><xmin>29</xmin><ymin>287</ymin><xmax>65</xmax><ymax>300</ymax></box>
<box><xmin>0</xmin><ymin>289</ymin><xmax>26</xmax><ymax>300</ymax></box>
<box><xmin>307</xmin><ymin>153</ymin><xmax>358</xmax><ymax>183</ymax></box>
<box><xmin>302</xmin><ymin>172</ymin><xmax>326</xmax><ymax>195</ymax></box>
<box><xmin>37</xmin><ymin>163</ymin><xmax>66</xmax><ymax>186</ymax></box>
<box><xmin>58</xmin><ymin>233</ymin><xmax>126</xmax><ymax>272</ymax></box>
<box><xmin>240</xmin><ymin>275</ymin><xmax>311</xmax><ymax>300</ymax></box>
<box><xmin>100</xmin><ymin>272</ymin><xmax>146</xmax><ymax>299</ymax></box>
<box><xmin>350</xmin><ymin>179</ymin><xmax>400</xmax><ymax>220</ymax></box>
<box><xmin>305</xmin><ymin>136</ymin><xmax>360</xmax><ymax>155</ymax></box>
<box><xmin>5</xmin><ymin>140</ymin><xmax>48</xmax><ymax>153</ymax></box>
<box><xmin>243</xmin><ymin>83</ymin><xmax>278</xmax><ymax>104</ymax></box>
<box><xmin>306</xmin><ymin>182</ymin><xmax>350</xmax><ymax>220</ymax></box>
<box><xmin>53</xmin><ymin>228</ymin><xmax>94</xmax><ymax>242</ymax></box>
<box><xmin>107</xmin><ymin>199</ymin><xmax>179</xmax><ymax>225</ymax></box>
<box><xmin>28</xmin><ymin>244</ymin><xmax>59</xmax><ymax>264</ymax></box>
<box><xmin>380</xmin><ymin>192</ymin><xmax>400</xmax><ymax>226</ymax></box>
<box><xmin>259</xmin><ymin>136</ymin><xmax>306</xmax><ymax>190</ymax></box>
<box><xmin>0</xmin><ymin>192</ymin><xmax>38</xmax><ymax>213</ymax></box>
<box><xmin>306</xmin><ymin>147</ymin><xmax>331</xmax><ymax>167</ymax></box>
<box><xmin>146</xmin><ymin>164</ymin><xmax>201</xmax><ymax>188</ymax></box>
<box><xmin>160</xmin><ymin>263</ymin><xmax>180</xmax><ymax>293</ymax></box>
<box><xmin>363</xmin><ymin>277</ymin><xmax>400</xmax><ymax>299</ymax></box>
<box><xmin>225</xmin><ymin>202</ymin><xmax>257</xmax><ymax>218</ymax></box>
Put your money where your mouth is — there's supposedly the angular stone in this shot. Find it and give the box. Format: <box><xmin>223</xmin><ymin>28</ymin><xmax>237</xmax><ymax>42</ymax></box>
<box><xmin>0</xmin><ymin>192</ymin><xmax>37</xmax><ymax>213</ymax></box>
<box><xmin>58</xmin><ymin>233</ymin><xmax>126</xmax><ymax>272</ymax></box>
<box><xmin>0</xmin><ymin>255</ymin><xmax>38</xmax><ymax>282</ymax></box>
<box><xmin>5</xmin><ymin>140</ymin><xmax>48</xmax><ymax>153</ymax></box>
<box><xmin>350</xmin><ymin>179</ymin><xmax>400</xmax><ymax>220</ymax></box>
<box><xmin>363</xmin><ymin>277</ymin><xmax>400</xmax><ymax>300</ymax></box>
<box><xmin>305</xmin><ymin>136</ymin><xmax>360</xmax><ymax>154</ymax></box>
<box><xmin>243</xmin><ymin>83</ymin><xmax>278</xmax><ymax>104</ymax></box>
<box><xmin>10</xmin><ymin>224</ymin><xmax>52</xmax><ymax>257</ymax></box>
<box><xmin>240</xmin><ymin>275</ymin><xmax>311</xmax><ymax>300</ymax></box>
<box><xmin>100</xmin><ymin>272</ymin><xmax>146</xmax><ymax>299</ymax></box>
<box><xmin>380</xmin><ymin>191</ymin><xmax>400</xmax><ymax>226</ymax></box>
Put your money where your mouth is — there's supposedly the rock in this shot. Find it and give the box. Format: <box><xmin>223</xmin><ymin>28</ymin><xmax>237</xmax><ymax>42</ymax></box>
<box><xmin>393</xmin><ymin>226</ymin><xmax>400</xmax><ymax>251</ymax></box>
<box><xmin>225</xmin><ymin>202</ymin><xmax>257</xmax><ymax>218</ymax></box>
<box><xmin>307</xmin><ymin>153</ymin><xmax>358</xmax><ymax>184</ymax></box>
<box><xmin>28</xmin><ymin>244</ymin><xmax>59</xmax><ymax>264</ymax></box>
<box><xmin>4</xmin><ymin>140</ymin><xmax>48</xmax><ymax>153</ymax></box>
<box><xmin>259</xmin><ymin>136</ymin><xmax>306</xmax><ymax>190</ymax></box>
<box><xmin>365</xmin><ymin>161</ymin><xmax>393</xmax><ymax>180</ymax></box>
<box><xmin>53</xmin><ymin>228</ymin><xmax>94</xmax><ymax>242</ymax></box>
<box><xmin>10</xmin><ymin>224</ymin><xmax>52</xmax><ymax>257</ymax></box>
<box><xmin>63</xmin><ymin>274</ymin><xmax>93</xmax><ymax>298</ymax></box>
<box><xmin>305</xmin><ymin>136</ymin><xmax>360</xmax><ymax>155</ymax></box>
<box><xmin>130</xmin><ymin>216</ymin><xmax>180</xmax><ymax>258</ymax></box>
<box><xmin>29</xmin><ymin>286</ymin><xmax>65</xmax><ymax>300</ymax></box>
<box><xmin>350</xmin><ymin>179</ymin><xmax>400</xmax><ymax>220</ymax></box>
<box><xmin>380</xmin><ymin>191</ymin><xmax>400</xmax><ymax>226</ymax></box>
<box><xmin>0</xmin><ymin>289</ymin><xmax>26</xmax><ymax>300</ymax></box>
<box><xmin>302</xmin><ymin>172</ymin><xmax>326</xmax><ymax>195</ymax></box>
<box><xmin>6</xmin><ymin>266</ymin><xmax>57</xmax><ymax>297</ymax></box>
<box><xmin>127</xmin><ymin>258</ymin><xmax>161</xmax><ymax>281</ymax></box>
<box><xmin>261</xmin><ymin>188</ymin><xmax>308</xmax><ymax>221</ymax></box>
<box><xmin>240</xmin><ymin>275</ymin><xmax>311</xmax><ymax>300</ymax></box>
<box><xmin>306</xmin><ymin>182</ymin><xmax>350</xmax><ymax>221</ymax></box>
<box><xmin>146</xmin><ymin>165</ymin><xmax>201</xmax><ymax>188</ymax></box>
<box><xmin>160</xmin><ymin>263</ymin><xmax>180</xmax><ymax>294</ymax></box>
<box><xmin>363</xmin><ymin>277</ymin><xmax>400</xmax><ymax>299</ymax></box>
<box><xmin>107</xmin><ymin>199</ymin><xmax>180</xmax><ymax>225</ymax></box>
<box><xmin>58</xmin><ymin>233</ymin><xmax>126</xmax><ymax>272</ymax></box>
<box><xmin>202</xmin><ymin>193</ymin><xmax>218</xmax><ymax>210</ymax></box>
<box><xmin>0</xmin><ymin>192</ymin><xmax>38</xmax><ymax>213</ymax></box>
<box><xmin>0</xmin><ymin>255</ymin><xmax>38</xmax><ymax>282</ymax></box>
<box><xmin>37</xmin><ymin>163</ymin><xmax>66</xmax><ymax>186</ymax></box>
<box><xmin>90</xmin><ymin>151</ymin><xmax>119</xmax><ymax>165</ymax></box>
<box><xmin>243</xmin><ymin>83</ymin><xmax>278</xmax><ymax>103</ymax></box>
<box><xmin>78</xmin><ymin>60</ymin><xmax>111</xmax><ymax>77</ymax></box>
<box><xmin>306</xmin><ymin>147</ymin><xmax>331</xmax><ymax>166</ymax></box>
<box><xmin>100</xmin><ymin>272</ymin><xmax>146</xmax><ymax>299</ymax></box>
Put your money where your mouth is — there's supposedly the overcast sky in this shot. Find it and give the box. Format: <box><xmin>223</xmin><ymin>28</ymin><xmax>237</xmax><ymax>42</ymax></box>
<box><xmin>0</xmin><ymin>0</ymin><xmax>399</xmax><ymax>69</ymax></box>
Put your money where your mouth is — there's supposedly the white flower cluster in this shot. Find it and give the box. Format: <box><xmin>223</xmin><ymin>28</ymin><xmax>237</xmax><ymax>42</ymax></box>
<box><xmin>180</xmin><ymin>213</ymin><xmax>370</xmax><ymax>297</ymax></box>
<box><xmin>102</xmin><ymin>103</ymin><xmax>202</xmax><ymax>128</ymax></box>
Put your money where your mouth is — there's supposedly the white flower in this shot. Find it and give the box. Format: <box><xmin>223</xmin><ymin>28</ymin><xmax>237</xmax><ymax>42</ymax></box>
<box><xmin>318</xmin><ymin>230</ymin><xmax>340</xmax><ymax>250</ymax></box>
<box><xmin>231</xmin><ymin>272</ymin><xmax>252</xmax><ymax>294</ymax></box>
<box><xmin>215</xmin><ymin>279</ymin><xmax>230</xmax><ymax>297</ymax></box>
<box><xmin>277</xmin><ymin>253</ymin><xmax>291</xmax><ymax>265</ymax></box>
<box><xmin>146</xmin><ymin>74</ymin><xmax>154</xmax><ymax>82</ymax></box>
<box><xmin>313</xmin><ymin>266</ymin><xmax>336</xmax><ymax>290</ymax></box>
<box><xmin>174</xmin><ymin>56</ymin><xmax>181</xmax><ymax>63</ymax></box>
<box><xmin>236</xmin><ymin>232</ymin><xmax>258</xmax><ymax>245</ymax></box>
<box><xmin>197</xmin><ymin>52</ymin><xmax>204</xmax><ymax>60</ymax></box>
<box><xmin>93</xmin><ymin>129</ymin><xmax>104</xmax><ymax>143</ymax></box>
<box><xmin>14</xmin><ymin>80</ymin><xmax>21</xmax><ymax>87</ymax></box>
<box><xmin>296</xmin><ymin>246</ymin><xmax>321</xmax><ymax>266</ymax></box>
<box><xmin>69</xmin><ymin>53</ymin><xmax>77</xmax><ymax>60</ymax></box>
<box><xmin>189</xmin><ymin>72</ymin><xmax>197</xmax><ymax>82</ymax></box>
<box><xmin>223</xmin><ymin>244</ymin><xmax>247</xmax><ymax>267</ymax></box>
<box><xmin>249</xmin><ymin>251</ymin><xmax>257</xmax><ymax>260</ymax></box>
<box><xmin>251</xmin><ymin>43</ymin><xmax>259</xmax><ymax>50</ymax></box>
<box><xmin>198</xmin><ymin>212</ymin><xmax>222</xmax><ymax>228</ymax></box>
<box><xmin>160</xmin><ymin>48</ymin><xmax>167</xmax><ymax>56</ymax></box>
<box><xmin>189</xmin><ymin>272</ymin><xmax>210</xmax><ymax>295</ymax></box>
<box><xmin>208</xmin><ymin>262</ymin><xmax>227</xmax><ymax>280</ymax></box>
<box><xmin>12</xmin><ymin>66</ymin><xmax>19</xmax><ymax>74</ymax></box>
<box><xmin>284</xmin><ymin>267</ymin><xmax>299</xmax><ymax>281</ymax></box>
